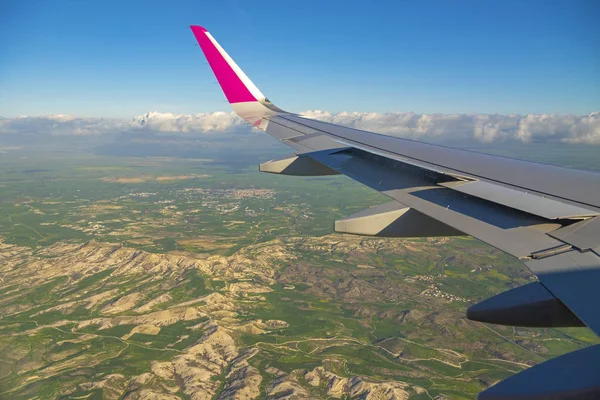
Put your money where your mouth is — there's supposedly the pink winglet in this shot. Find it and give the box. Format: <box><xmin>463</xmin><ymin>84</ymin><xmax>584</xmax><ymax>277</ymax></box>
<box><xmin>190</xmin><ymin>25</ymin><xmax>257</xmax><ymax>104</ymax></box>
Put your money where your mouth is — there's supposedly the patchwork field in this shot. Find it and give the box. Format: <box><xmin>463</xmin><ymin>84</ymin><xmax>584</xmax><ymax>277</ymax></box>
<box><xmin>0</xmin><ymin>136</ymin><xmax>598</xmax><ymax>399</ymax></box>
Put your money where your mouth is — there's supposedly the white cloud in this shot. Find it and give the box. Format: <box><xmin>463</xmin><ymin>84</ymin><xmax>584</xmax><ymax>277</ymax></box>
<box><xmin>0</xmin><ymin>115</ymin><xmax>126</xmax><ymax>136</ymax></box>
<box><xmin>131</xmin><ymin>111</ymin><xmax>245</xmax><ymax>133</ymax></box>
<box><xmin>0</xmin><ymin>112</ymin><xmax>247</xmax><ymax>136</ymax></box>
<box><xmin>301</xmin><ymin>110</ymin><xmax>600</xmax><ymax>144</ymax></box>
<box><xmin>1</xmin><ymin>110</ymin><xmax>599</xmax><ymax>144</ymax></box>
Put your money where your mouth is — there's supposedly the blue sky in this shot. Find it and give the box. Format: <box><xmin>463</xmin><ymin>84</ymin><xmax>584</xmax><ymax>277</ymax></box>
<box><xmin>1</xmin><ymin>0</ymin><xmax>598</xmax><ymax>117</ymax></box>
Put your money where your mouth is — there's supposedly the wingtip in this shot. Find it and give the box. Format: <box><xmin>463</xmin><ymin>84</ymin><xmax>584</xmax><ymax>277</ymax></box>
<box><xmin>190</xmin><ymin>24</ymin><xmax>260</xmax><ymax>104</ymax></box>
<box><xmin>190</xmin><ymin>25</ymin><xmax>208</xmax><ymax>33</ymax></box>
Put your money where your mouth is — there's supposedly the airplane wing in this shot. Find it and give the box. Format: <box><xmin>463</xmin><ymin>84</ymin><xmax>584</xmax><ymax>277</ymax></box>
<box><xmin>190</xmin><ymin>25</ymin><xmax>600</xmax><ymax>399</ymax></box>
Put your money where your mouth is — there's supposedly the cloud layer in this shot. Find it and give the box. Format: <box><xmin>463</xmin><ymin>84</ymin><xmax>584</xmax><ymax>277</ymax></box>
<box><xmin>301</xmin><ymin>111</ymin><xmax>600</xmax><ymax>144</ymax></box>
<box><xmin>0</xmin><ymin>112</ymin><xmax>246</xmax><ymax>137</ymax></box>
<box><xmin>1</xmin><ymin>110</ymin><xmax>599</xmax><ymax>144</ymax></box>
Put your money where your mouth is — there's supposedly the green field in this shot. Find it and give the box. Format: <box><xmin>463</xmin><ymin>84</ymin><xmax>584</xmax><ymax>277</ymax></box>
<box><xmin>0</xmin><ymin>136</ymin><xmax>598</xmax><ymax>399</ymax></box>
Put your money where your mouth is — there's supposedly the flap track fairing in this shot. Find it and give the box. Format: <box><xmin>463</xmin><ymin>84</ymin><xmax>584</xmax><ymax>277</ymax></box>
<box><xmin>467</xmin><ymin>282</ymin><xmax>584</xmax><ymax>328</ymax></box>
<box><xmin>259</xmin><ymin>154</ymin><xmax>340</xmax><ymax>176</ymax></box>
<box><xmin>334</xmin><ymin>201</ymin><xmax>464</xmax><ymax>238</ymax></box>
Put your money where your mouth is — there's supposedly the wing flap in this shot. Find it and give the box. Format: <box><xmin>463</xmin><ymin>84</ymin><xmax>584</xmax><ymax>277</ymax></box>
<box><xmin>438</xmin><ymin>180</ymin><xmax>599</xmax><ymax>220</ymax></box>
<box><xmin>309</xmin><ymin>147</ymin><xmax>564</xmax><ymax>259</ymax></box>
<box><xmin>548</xmin><ymin>216</ymin><xmax>600</xmax><ymax>251</ymax></box>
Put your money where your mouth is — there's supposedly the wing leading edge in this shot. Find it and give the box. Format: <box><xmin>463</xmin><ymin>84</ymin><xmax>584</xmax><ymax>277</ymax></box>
<box><xmin>190</xmin><ymin>25</ymin><xmax>600</xmax><ymax>399</ymax></box>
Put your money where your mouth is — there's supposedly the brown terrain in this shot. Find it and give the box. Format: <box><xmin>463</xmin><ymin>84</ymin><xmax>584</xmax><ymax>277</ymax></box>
<box><xmin>0</xmin><ymin>233</ymin><xmax>590</xmax><ymax>399</ymax></box>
